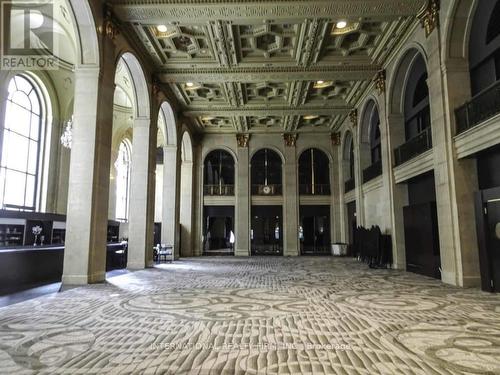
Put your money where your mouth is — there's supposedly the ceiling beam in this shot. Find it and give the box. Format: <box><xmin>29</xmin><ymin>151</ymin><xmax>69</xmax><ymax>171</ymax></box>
<box><xmin>183</xmin><ymin>107</ymin><xmax>352</xmax><ymax>117</ymax></box>
<box><xmin>112</xmin><ymin>1</ymin><xmax>427</xmax><ymax>23</ymax></box>
<box><xmin>158</xmin><ymin>65</ymin><xmax>380</xmax><ymax>83</ymax></box>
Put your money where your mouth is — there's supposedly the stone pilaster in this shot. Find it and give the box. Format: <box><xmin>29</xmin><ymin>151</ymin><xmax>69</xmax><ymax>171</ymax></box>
<box><xmin>235</xmin><ymin>142</ymin><xmax>250</xmax><ymax>256</ymax></box>
<box><xmin>283</xmin><ymin>140</ymin><xmax>299</xmax><ymax>256</ymax></box>
<box><xmin>127</xmin><ymin>114</ymin><xmax>157</xmax><ymax>270</ymax></box>
<box><xmin>330</xmin><ymin>134</ymin><xmax>342</xmax><ymax>243</ymax></box>
<box><xmin>62</xmin><ymin>62</ymin><xmax>115</xmax><ymax>284</ymax></box>
<box><xmin>426</xmin><ymin>30</ymin><xmax>480</xmax><ymax>287</ymax></box>
<box><xmin>161</xmin><ymin>145</ymin><xmax>178</xmax><ymax>254</ymax></box>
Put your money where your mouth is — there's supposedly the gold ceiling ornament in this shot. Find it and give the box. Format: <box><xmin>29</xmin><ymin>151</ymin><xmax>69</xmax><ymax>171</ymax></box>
<box><xmin>331</xmin><ymin>132</ymin><xmax>341</xmax><ymax>146</ymax></box>
<box><xmin>349</xmin><ymin>109</ymin><xmax>358</xmax><ymax>127</ymax></box>
<box><xmin>99</xmin><ymin>8</ymin><xmax>120</xmax><ymax>41</ymax></box>
<box><xmin>236</xmin><ymin>134</ymin><xmax>250</xmax><ymax>148</ymax></box>
<box><xmin>418</xmin><ymin>0</ymin><xmax>440</xmax><ymax>38</ymax></box>
<box><xmin>283</xmin><ymin>133</ymin><xmax>298</xmax><ymax>147</ymax></box>
<box><xmin>373</xmin><ymin>70</ymin><xmax>386</xmax><ymax>95</ymax></box>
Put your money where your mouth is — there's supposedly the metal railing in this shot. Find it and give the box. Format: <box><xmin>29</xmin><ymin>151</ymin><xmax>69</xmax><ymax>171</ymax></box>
<box><xmin>344</xmin><ymin>178</ymin><xmax>355</xmax><ymax>193</ymax></box>
<box><xmin>362</xmin><ymin>160</ymin><xmax>382</xmax><ymax>184</ymax></box>
<box><xmin>203</xmin><ymin>184</ymin><xmax>234</xmax><ymax>196</ymax></box>
<box><xmin>299</xmin><ymin>184</ymin><xmax>331</xmax><ymax>195</ymax></box>
<box><xmin>455</xmin><ymin>80</ymin><xmax>500</xmax><ymax>134</ymax></box>
<box><xmin>394</xmin><ymin>126</ymin><xmax>432</xmax><ymax>166</ymax></box>
<box><xmin>251</xmin><ymin>184</ymin><xmax>282</xmax><ymax>195</ymax></box>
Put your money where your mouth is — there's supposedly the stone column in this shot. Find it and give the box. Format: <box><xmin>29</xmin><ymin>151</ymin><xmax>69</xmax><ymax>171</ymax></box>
<box><xmin>330</xmin><ymin>135</ymin><xmax>342</xmax><ymax>242</ymax></box>
<box><xmin>162</xmin><ymin>145</ymin><xmax>178</xmax><ymax>250</ymax></box>
<box><xmin>179</xmin><ymin>159</ymin><xmax>193</xmax><ymax>257</ymax></box>
<box><xmin>235</xmin><ymin>139</ymin><xmax>250</xmax><ymax>256</ymax></box>
<box><xmin>62</xmin><ymin>61</ymin><xmax>115</xmax><ymax>284</ymax></box>
<box><xmin>283</xmin><ymin>135</ymin><xmax>299</xmax><ymax>256</ymax></box>
<box><xmin>128</xmin><ymin>114</ymin><xmax>157</xmax><ymax>269</ymax></box>
<box><xmin>384</xmin><ymin>113</ymin><xmax>408</xmax><ymax>269</ymax></box>
<box><xmin>425</xmin><ymin>29</ymin><xmax>480</xmax><ymax>287</ymax></box>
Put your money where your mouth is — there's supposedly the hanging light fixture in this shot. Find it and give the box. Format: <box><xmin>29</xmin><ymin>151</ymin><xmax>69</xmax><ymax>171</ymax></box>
<box><xmin>60</xmin><ymin>116</ymin><xmax>73</xmax><ymax>149</ymax></box>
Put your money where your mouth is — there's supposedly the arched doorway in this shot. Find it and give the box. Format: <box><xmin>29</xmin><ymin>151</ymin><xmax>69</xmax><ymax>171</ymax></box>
<box><xmin>250</xmin><ymin>148</ymin><xmax>283</xmax><ymax>256</ymax></box>
<box><xmin>203</xmin><ymin>149</ymin><xmax>235</xmax><ymax>255</ymax></box>
<box><xmin>298</xmin><ymin>148</ymin><xmax>331</xmax><ymax>255</ymax></box>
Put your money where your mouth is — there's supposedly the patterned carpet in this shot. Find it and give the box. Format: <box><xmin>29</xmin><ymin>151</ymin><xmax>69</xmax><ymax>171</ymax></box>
<box><xmin>0</xmin><ymin>257</ymin><xmax>499</xmax><ymax>374</ymax></box>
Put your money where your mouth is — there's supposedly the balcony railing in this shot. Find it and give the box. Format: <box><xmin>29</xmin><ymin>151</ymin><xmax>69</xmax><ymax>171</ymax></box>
<box><xmin>251</xmin><ymin>184</ymin><xmax>282</xmax><ymax>196</ymax></box>
<box><xmin>203</xmin><ymin>184</ymin><xmax>234</xmax><ymax>196</ymax></box>
<box><xmin>344</xmin><ymin>178</ymin><xmax>355</xmax><ymax>193</ymax></box>
<box><xmin>394</xmin><ymin>126</ymin><xmax>432</xmax><ymax>166</ymax></box>
<box><xmin>455</xmin><ymin>80</ymin><xmax>500</xmax><ymax>134</ymax></box>
<box><xmin>362</xmin><ymin>160</ymin><xmax>382</xmax><ymax>184</ymax></box>
<box><xmin>299</xmin><ymin>184</ymin><xmax>331</xmax><ymax>195</ymax></box>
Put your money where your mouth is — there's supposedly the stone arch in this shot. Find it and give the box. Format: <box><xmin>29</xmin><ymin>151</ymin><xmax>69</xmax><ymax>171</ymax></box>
<box><xmin>389</xmin><ymin>46</ymin><xmax>429</xmax><ymax>116</ymax></box>
<box><xmin>118</xmin><ymin>52</ymin><xmax>150</xmax><ymax>119</ymax></box>
<box><xmin>250</xmin><ymin>146</ymin><xmax>285</xmax><ymax>165</ymax></box>
<box><xmin>444</xmin><ymin>0</ymin><xmax>479</xmax><ymax>62</ymax></box>
<box><xmin>159</xmin><ymin>101</ymin><xmax>177</xmax><ymax>147</ymax></box>
<box><xmin>67</xmin><ymin>0</ymin><xmax>99</xmax><ymax>67</ymax></box>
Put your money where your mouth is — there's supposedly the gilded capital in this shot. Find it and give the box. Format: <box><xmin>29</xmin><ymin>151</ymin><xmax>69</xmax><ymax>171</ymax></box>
<box><xmin>418</xmin><ymin>0</ymin><xmax>440</xmax><ymax>38</ymax></box>
<box><xmin>236</xmin><ymin>133</ymin><xmax>250</xmax><ymax>148</ymax></box>
<box><xmin>283</xmin><ymin>133</ymin><xmax>298</xmax><ymax>147</ymax></box>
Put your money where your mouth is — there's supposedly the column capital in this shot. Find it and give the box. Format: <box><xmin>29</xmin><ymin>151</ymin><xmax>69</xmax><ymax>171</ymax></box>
<box><xmin>283</xmin><ymin>133</ymin><xmax>298</xmax><ymax>147</ymax></box>
<box><xmin>373</xmin><ymin>70</ymin><xmax>386</xmax><ymax>95</ymax></box>
<box><xmin>418</xmin><ymin>0</ymin><xmax>440</xmax><ymax>38</ymax></box>
<box><xmin>331</xmin><ymin>132</ymin><xmax>341</xmax><ymax>146</ymax></box>
<box><xmin>349</xmin><ymin>109</ymin><xmax>358</xmax><ymax>127</ymax></box>
<box><xmin>236</xmin><ymin>133</ymin><xmax>250</xmax><ymax>147</ymax></box>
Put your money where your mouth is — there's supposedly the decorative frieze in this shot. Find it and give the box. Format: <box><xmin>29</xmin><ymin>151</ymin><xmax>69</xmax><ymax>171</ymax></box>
<box><xmin>283</xmin><ymin>133</ymin><xmax>298</xmax><ymax>147</ymax></box>
<box><xmin>418</xmin><ymin>0</ymin><xmax>440</xmax><ymax>38</ymax></box>
<box><xmin>373</xmin><ymin>70</ymin><xmax>386</xmax><ymax>95</ymax></box>
<box><xmin>236</xmin><ymin>134</ymin><xmax>250</xmax><ymax>148</ymax></box>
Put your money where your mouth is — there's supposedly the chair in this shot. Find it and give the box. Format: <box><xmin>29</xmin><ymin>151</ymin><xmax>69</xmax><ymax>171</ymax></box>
<box><xmin>158</xmin><ymin>244</ymin><xmax>173</xmax><ymax>263</ymax></box>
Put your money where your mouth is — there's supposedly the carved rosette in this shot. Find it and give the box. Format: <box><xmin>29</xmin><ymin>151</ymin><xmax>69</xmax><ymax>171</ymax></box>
<box><xmin>349</xmin><ymin>109</ymin><xmax>358</xmax><ymax>127</ymax></box>
<box><xmin>331</xmin><ymin>132</ymin><xmax>341</xmax><ymax>146</ymax></box>
<box><xmin>374</xmin><ymin>70</ymin><xmax>386</xmax><ymax>95</ymax></box>
<box><xmin>418</xmin><ymin>0</ymin><xmax>440</xmax><ymax>38</ymax></box>
<box><xmin>236</xmin><ymin>134</ymin><xmax>250</xmax><ymax>148</ymax></box>
<box><xmin>283</xmin><ymin>133</ymin><xmax>298</xmax><ymax>147</ymax></box>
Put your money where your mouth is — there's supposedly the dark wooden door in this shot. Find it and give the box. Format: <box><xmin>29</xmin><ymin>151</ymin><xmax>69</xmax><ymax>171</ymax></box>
<box><xmin>403</xmin><ymin>202</ymin><xmax>441</xmax><ymax>279</ymax></box>
<box><xmin>487</xmin><ymin>199</ymin><xmax>500</xmax><ymax>291</ymax></box>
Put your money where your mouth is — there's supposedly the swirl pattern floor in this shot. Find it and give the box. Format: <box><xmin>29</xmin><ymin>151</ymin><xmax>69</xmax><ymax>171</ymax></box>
<box><xmin>0</xmin><ymin>257</ymin><xmax>499</xmax><ymax>374</ymax></box>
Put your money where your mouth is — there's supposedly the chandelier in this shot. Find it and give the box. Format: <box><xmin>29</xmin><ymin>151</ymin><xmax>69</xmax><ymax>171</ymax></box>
<box><xmin>60</xmin><ymin>116</ymin><xmax>73</xmax><ymax>149</ymax></box>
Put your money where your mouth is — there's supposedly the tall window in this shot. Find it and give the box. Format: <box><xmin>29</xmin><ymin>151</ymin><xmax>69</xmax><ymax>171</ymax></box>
<box><xmin>298</xmin><ymin>148</ymin><xmax>330</xmax><ymax>195</ymax></box>
<box><xmin>0</xmin><ymin>75</ymin><xmax>45</xmax><ymax>211</ymax></box>
<box><xmin>115</xmin><ymin>140</ymin><xmax>131</xmax><ymax>221</ymax></box>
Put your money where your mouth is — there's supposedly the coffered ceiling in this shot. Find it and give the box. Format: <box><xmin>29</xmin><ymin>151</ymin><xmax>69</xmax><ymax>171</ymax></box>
<box><xmin>110</xmin><ymin>0</ymin><xmax>427</xmax><ymax>134</ymax></box>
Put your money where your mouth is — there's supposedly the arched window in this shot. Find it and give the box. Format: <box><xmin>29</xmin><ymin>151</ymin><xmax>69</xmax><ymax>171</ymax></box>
<box><xmin>298</xmin><ymin>148</ymin><xmax>330</xmax><ymax>195</ymax></box>
<box><xmin>115</xmin><ymin>140</ymin><xmax>131</xmax><ymax>221</ymax></box>
<box><xmin>251</xmin><ymin>149</ymin><xmax>282</xmax><ymax>195</ymax></box>
<box><xmin>404</xmin><ymin>55</ymin><xmax>430</xmax><ymax>141</ymax></box>
<box><xmin>203</xmin><ymin>149</ymin><xmax>235</xmax><ymax>196</ymax></box>
<box><xmin>369</xmin><ymin>107</ymin><xmax>381</xmax><ymax>164</ymax></box>
<box><xmin>469</xmin><ymin>0</ymin><xmax>500</xmax><ymax>95</ymax></box>
<box><xmin>0</xmin><ymin>75</ymin><xmax>45</xmax><ymax>211</ymax></box>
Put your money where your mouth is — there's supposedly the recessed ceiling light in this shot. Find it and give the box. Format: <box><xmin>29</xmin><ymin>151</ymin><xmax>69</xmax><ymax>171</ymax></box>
<box><xmin>336</xmin><ymin>21</ymin><xmax>347</xmax><ymax>29</ymax></box>
<box><xmin>304</xmin><ymin>115</ymin><xmax>319</xmax><ymax>120</ymax></box>
<box><xmin>313</xmin><ymin>80</ymin><xmax>333</xmax><ymax>89</ymax></box>
<box><xmin>186</xmin><ymin>82</ymin><xmax>194</xmax><ymax>87</ymax></box>
<box><xmin>157</xmin><ymin>25</ymin><xmax>168</xmax><ymax>33</ymax></box>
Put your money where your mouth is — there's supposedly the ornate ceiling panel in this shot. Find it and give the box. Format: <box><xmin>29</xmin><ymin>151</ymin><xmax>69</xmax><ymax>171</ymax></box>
<box><xmin>110</xmin><ymin>0</ymin><xmax>427</xmax><ymax>134</ymax></box>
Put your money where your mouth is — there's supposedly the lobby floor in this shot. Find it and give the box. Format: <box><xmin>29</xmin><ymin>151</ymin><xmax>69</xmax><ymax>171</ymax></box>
<box><xmin>0</xmin><ymin>257</ymin><xmax>499</xmax><ymax>374</ymax></box>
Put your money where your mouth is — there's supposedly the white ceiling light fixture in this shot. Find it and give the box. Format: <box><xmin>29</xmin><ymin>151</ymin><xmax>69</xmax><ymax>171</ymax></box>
<box><xmin>313</xmin><ymin>80</ymin><xmax>333</xmax><ymax>89</ymax></box>
<box><xmin>336</xmin><ymin>21</ymin><xmax>348</xmax><ymax>29</ymax></box>
<box><xmin>303</xmin><ymin>115</ymin><xmax>319</xmax><ymax>121</ymax></box>
<box><xmin>157</xmin><ymin>25</ymin><xmax>168</xmax><ymax>33</ymax></box>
